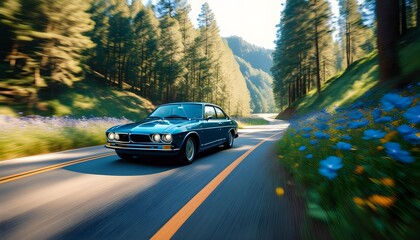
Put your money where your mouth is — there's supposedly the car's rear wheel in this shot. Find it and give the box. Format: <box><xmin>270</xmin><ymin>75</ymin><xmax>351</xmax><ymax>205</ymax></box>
<box><xmin>224</xmin><ymin>131</ymin><xmax>235</xmax><ymax>149</ymax></box>
<box><xmin>116</xmin><ymin>152</ymin><xmax>133</xmax><ymax>160</ymax></box>
<box><xmin>178</xmin><ymin>136</ymin><xmax>196</xmax><ymax>164</ymax></box>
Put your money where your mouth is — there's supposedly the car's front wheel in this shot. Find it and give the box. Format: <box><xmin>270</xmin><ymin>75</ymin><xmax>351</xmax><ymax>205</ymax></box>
<box><xmin>116</xmin><ymin>152</ymin><xmax>133</xmax><ymax>160</ymax></box>
<box><xmin>224</xmin><ymin>131</ymin><xmax>235</xmax><ymax>149</ymax></box>
<box><xmin>178</xmin><ymin>136</ymin><xmax>196</xmax><ymax>164</ymax></box>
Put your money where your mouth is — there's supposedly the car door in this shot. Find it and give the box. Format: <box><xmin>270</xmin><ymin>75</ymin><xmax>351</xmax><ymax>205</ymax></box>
<box><xmin>200</xmin><ymin>105</ymin><xmax>220</xmax><ymax>148</ymax></box>
<box><xmin>215</xmin><ymin>106</ymin><xmax>232</xmax><ymax>142</ymax></box>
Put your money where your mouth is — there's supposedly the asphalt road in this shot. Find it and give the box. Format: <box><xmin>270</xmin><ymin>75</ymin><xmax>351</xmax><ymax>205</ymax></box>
<box><xmin>0</xmin><ymin>116</ymin><xmax>327</xmax><ymax>239</ymax></box>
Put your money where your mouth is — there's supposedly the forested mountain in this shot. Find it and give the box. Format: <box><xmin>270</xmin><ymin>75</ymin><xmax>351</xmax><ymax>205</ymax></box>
<box><xmin>225</xmin><ymin>36</ymin><xmax>275</xmax><ymax>113</ymax></box>
<box><xmin>226</xmin><ymin>36</ymin><xmax>273</xmax><ymax>73</ymax></box>
<box><xmin>235</xmin><ymin>56</ymin><xmax>276</xmax><ymax>113</ymax></box>
<box><xmin>0</xmin><ymin>0</ymin><xmax>250</xmax><ymax>116</ymax></box>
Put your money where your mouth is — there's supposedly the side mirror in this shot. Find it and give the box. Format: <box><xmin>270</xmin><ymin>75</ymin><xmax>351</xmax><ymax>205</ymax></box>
<box><xmin>204</xmin><ymin>116</ymin><xmax>213</xmax><ymax>121</ymax></box>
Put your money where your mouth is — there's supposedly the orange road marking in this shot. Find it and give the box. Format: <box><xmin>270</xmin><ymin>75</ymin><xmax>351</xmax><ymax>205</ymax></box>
<box><xmin>151</xmin><ymin>131</ymin><xmax>282</xmax><ymax>240</ymax></box>
<box><xmin>0</xmin><ymin>152</ymin><xmax>115</xmax><ymax>184</ymax></box>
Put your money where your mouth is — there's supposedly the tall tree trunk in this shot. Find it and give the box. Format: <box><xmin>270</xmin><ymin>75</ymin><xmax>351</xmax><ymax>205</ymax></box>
<box><xmin>401</xmin><ymin>0</ymin><xmax>408</xmax><ymax>35</ymax></box>
<box><xmin>376</xmin><ymin>0</ymin><xmax>400</xmax><ymax>82</ymax></box>
<box><xmin>417</xmin><ymin>0</ymin><xmax>420</xmax><ymax>29</ymax></box>
<box><xmin>315</xmin><ymin>23</ymin><xmax>322</xmax><ymax>93</ymax></box>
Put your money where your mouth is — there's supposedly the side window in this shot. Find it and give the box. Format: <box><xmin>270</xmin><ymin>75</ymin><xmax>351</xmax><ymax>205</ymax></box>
<box><xmin>204</xmin><ymin>106</ymin><xmax>216</xmax><ymax>119</ymax></box>
<box><xmin>215</xmin><ymin>107</ymin><xmax>226</xmax><ymax>119</ymax></box>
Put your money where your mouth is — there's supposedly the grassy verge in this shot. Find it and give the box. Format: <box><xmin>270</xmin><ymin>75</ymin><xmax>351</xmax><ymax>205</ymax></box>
<box><xmin>235</xmin><ymin>116</ymin><xmax>270</xmax><ymax>128</ymax></box>
<box><xmin>0</xmin><ymin>116</ymin><xmax>130</xmax><ymax>161</ymax></box>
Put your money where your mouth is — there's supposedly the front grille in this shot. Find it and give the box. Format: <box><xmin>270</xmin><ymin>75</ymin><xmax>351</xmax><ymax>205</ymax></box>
<box><xmin>130</xmin><ymin>134</ymin><xmax>152</xmax><ymax>143</ymax></box>
<box><xmin>117</xmin><ymin>134</ymin><xmax>129</xmax><ymax>142</ymax></box>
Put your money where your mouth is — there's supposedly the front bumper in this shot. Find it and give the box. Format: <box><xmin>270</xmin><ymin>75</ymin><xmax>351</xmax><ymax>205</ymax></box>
<box><xmin>105</xmin><ymin>143</ymin><xmax>180</xmax><ymax>156</ymax></box>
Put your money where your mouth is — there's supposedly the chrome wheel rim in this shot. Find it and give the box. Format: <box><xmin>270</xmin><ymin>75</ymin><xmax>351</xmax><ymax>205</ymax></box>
<box><xmin>186</xmin><ymin>138</ymin><xmax>195</xmax><ymax>161</ymax></box>
<box><xmin>228</xmin><ymin>132</ymin><xmax>234</xmax><ymax>146</ymax></box>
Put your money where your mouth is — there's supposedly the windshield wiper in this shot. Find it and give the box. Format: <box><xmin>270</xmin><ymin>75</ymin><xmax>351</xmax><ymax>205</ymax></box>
<box><xmin>147</xmin><ymin>116</ymin><xmax>163</xmax><ymax>120</ymax></box>
<box><xmin>164</xmin><ymin>115</ymin><xmax>189</xmax><ymax>119</ymax></box>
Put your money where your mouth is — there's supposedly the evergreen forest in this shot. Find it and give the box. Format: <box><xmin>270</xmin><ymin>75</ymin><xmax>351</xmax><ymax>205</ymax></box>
<box><xmin>271</xmin><ymin>0</ymin><xmax>419</xmax><ymax>110</ymax></box>
<box><xmin>0</xmin><ymin>0</ymin><xmax>251</xmax><ymax>116</ymax></box>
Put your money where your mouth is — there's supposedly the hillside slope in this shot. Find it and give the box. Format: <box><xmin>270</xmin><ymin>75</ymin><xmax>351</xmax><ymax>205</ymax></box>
<box><xmin>0</xmin><ymin>77</ymin><xmax>155</xmax><ymax>120</ymax></box>
<box><xmin>278</xmin><ymin>39</ymin><xmax>420</xmax><ymax>119</ymax></box>
<box><xmin>235</xmin><ymin>56</ymin><xmax>276</xmax><ymax>113</ymax></box>
<box><xmin>225</xmin><ymin>36</ymin><xmax>276</xmax><ymax>113</ymax></box>
<box><xmin>225</xmin><ymin>36</ymin><xmax>273</xmax><ymax>73</ymax></box>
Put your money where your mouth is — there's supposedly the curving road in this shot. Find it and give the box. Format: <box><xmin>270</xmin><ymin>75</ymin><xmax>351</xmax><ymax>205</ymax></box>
<box><xmin>0</xmin><ymin>116</ymin><xmax>328</xmax><ymax>239</ymax></box>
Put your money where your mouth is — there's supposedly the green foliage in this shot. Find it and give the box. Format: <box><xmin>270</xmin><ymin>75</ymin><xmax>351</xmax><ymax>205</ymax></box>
<box><xmin>0</xmin><ymin>77</ymin><xmax>155</xmax><ymax>119</ymax></box>
<box><xmin>281</xmin><ymin>40</ymin><xmax>420</xmax><ymax>118</ymax></box>
<box><xmin>277</xmin><ymin>85</ymin><xmax>420</xmax><ymax>238</ymax></box>
<box><xmin>0</xmin><ymin>0</ymin><xmax>252</xmax><ymax>117</ymax></box>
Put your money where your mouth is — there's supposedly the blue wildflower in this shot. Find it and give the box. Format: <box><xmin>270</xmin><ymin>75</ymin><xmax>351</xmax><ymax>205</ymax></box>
<box><xmin>314</xmin><ymin>131</ymin><xmax>330</xmax><ymax>139</ymax></box>
<box><xmin>362</xmin><ymin>129</ymin><xmax>387</xmax><ymax>140</ymax></box>
<box><xmin>336</xmin><ymin>142</ymin><xmax>352</xmax><ymax>151</ymax></box>
<box><xmin>341</xmin><ymin>134</ymin><xmax>352</xmax><ymax>140</ymax></box>
<box><xmin>402</xmin><ymin>133</ymin><xmax>420</xmax><ymax>145</ymax></box>
<box><xmin>371</xmin><ymin>109</ymin><xmax>382</xmax><ymax>120</ymax></box>
<box><xmin>335</xmin><ymin>126</ymin><xmax>345</xmax><ymax>130</ymax></box>
<box><xmin>301</xmin><ymin>133</ymin><xmax>311</xmax><ymax>138</ymax></box>
<box><xmin>319</xmin><ymin>156</ymin><xmax>343</xmax><ymax>180</ymax></box>
<box><xmin>380</xmin><ymin>93</ymin><xmax>413</xmax><ymax>111</ymax></box>
<box><xmin>397</xmin><ymin>125</ymin><xmax>417</xmax><ymax>135</ymax></box>
<box><xmin>306</xmin><ymin>154</ymin><xmax>313</xmax><ymax>159</ymax></box>
<box><xmin>302</xmin><ymin>127</ymin><xmax>313</xmax><ymax>132</ymax></box>
<box><xmin>347</xmin><ymin>119</ymin><xmax>369</xmax><ymax>129</ymax></box>
<box><xmin>315</xmin><ymin>123</ymin><xmax>329</xmax><ymax>130</ymax></box>
<box><xmin>374</xmin><ymin>116</ymin><xmax>392</xmax><ymax>123</ymax></box>
<box><xmin>309</xmin><ymin>139</ymin><xmax>318</xmax><ymax>145</ymax></box>
<box><xmin>351</xmin><ymin>101</ymin><xmax>364</xmax><ymax>109</ymax></box>
<box><xmin>335</xmin><ymin>118</ymin><xmax>347</xmax><ymax>124</ymax></box>
<box><xmin>349</xmin><ymin>110</ymin><xmax>364</xmax><ymax>120</ymax></box>
<box><xmin>384</xmin><ymin>142</ymin><xmax>415</xmax><ymax>163</ymax></box>
<box><xmin>298</xmin><ymin>146</ymin><xmax>307</xmax><ymax>151</ymax></box>
<box><xmin>403</xmin><ymin>106</ymin><xmax>420</xmax><ymax>124</ymax></box>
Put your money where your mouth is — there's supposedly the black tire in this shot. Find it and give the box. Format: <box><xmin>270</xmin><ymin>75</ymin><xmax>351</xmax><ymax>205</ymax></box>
<box><xmin>178</xmin><ymin>136</ymin><xmax>197</xmax><ymax>164</ymax></box>
<box><xmin>117</xmin><ymin>152</ymin><xmax>134</xmax><ymax>160</ymax></box>
<box><xmin>224</xmin><ymin>131</ymin><xmax>235</xmax><ymax>149</ymax></box>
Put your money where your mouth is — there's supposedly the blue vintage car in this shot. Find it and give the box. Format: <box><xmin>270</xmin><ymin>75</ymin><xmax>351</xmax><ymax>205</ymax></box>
<box><xmin>105</xmin><ymin>102</ymin><xmax>238</xmax><ymax>164</ymax></box>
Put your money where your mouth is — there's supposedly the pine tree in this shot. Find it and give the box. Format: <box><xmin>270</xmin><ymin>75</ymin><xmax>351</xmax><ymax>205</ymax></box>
<box><xmin>339</xmin><ymin>0</ymin><xmax>371</xmax><ymax>66</ymax></box>
<box><xmin>157</xmin><ymin>16</ymin><xmax>185</xmax><ymax>102</ymax></box>
<box><xmin>174</xmin><ymin>1</ymin><xmax>198</xmax><ymax>101</ymax></box>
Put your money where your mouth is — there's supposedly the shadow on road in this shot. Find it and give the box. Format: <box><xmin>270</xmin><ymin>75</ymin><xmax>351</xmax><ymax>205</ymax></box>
<box><xmin>63</xmin><ymin>146</ymin><xmax>228</xmax><ymax>177</ymax></box>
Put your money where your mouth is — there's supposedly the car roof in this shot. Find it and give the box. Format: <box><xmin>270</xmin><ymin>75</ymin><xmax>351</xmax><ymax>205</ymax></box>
<box><xmin>159</xmin><ymin>102</ymin><xmax>222</xmax><ymax>108</ymax></box>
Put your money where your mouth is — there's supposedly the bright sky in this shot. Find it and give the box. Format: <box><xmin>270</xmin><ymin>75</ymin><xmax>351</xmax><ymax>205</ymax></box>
<box><xmin>143</xmin><ymin>0</ymin><xmax>340</xmax><ymax>50</ymax></box>
<box><xmin>187</xmin><ymin>0</ymin><xmax>285</xmax><ymax>49</ymax></box>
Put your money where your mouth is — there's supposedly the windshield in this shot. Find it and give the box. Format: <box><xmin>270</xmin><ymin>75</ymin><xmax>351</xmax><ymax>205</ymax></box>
<box><xmin>148</xmin><ymin>104</ymin><xmax>203</xmax><ymax>119</ymax></box>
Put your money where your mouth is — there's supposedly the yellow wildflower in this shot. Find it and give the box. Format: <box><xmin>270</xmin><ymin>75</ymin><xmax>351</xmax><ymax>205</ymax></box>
<box><xmin>391</xmin><ymin>120</ymin><xmax>400</xmax><ymax>127</ymax></box>
<box><xmin>276</xmin><ymin>187</ymin><xmax>285</xmax><ymax>196</ymax></box>
<box><xmin>294</xmin><ymin>163</ymin><xmax>299</xmax><ymax>168</ymax></box>
<box><xmin>353</xmin><ymin>197</ymin><xmax>365</xmax><ymax>207</ymax></box>
<box><xmin>354</xmin><ymin>165</ymin><xmax>364</xmax><ymax>175</ymax></box>
<box><xmin>377</xmin><ymin>146</ymin><xmax>384</xmax><ymax>151</ymax></box>
<box><xmin>380</xmin><ymin>178</ymin><xmax>395</xmax><ymax>187</ymax></box>
<box><xmin>368</xmin><ymin>195</ymin><xmax>396</xmax><ymax>208</ymax></box>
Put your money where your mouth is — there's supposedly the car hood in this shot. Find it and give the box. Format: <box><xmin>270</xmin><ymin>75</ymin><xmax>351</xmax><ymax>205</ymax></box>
<box><xmin>109</xmin><ymin>119</ymin><xmax>196</xmax><ymax>134</ymax></box>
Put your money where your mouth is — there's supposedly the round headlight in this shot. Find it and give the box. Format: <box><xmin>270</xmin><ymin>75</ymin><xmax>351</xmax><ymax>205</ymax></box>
<box><xmin>152</xmin><ymin>134</ymin><xmax>161</xmax><ymax>142</ymax></box>
<box><xmin>114</xmin><ymin>133</ymin><xmax>120</xmax><ymax>141</ymax></box>
<box><xmin>162</xmin><ymin>134</ymin><xmax>172</xmax><ymax>143</ymax></box>
<box><xmin>108</xmin><ymin>132</ymin><xmax>115</xmax><ymax>140</ymax></box>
